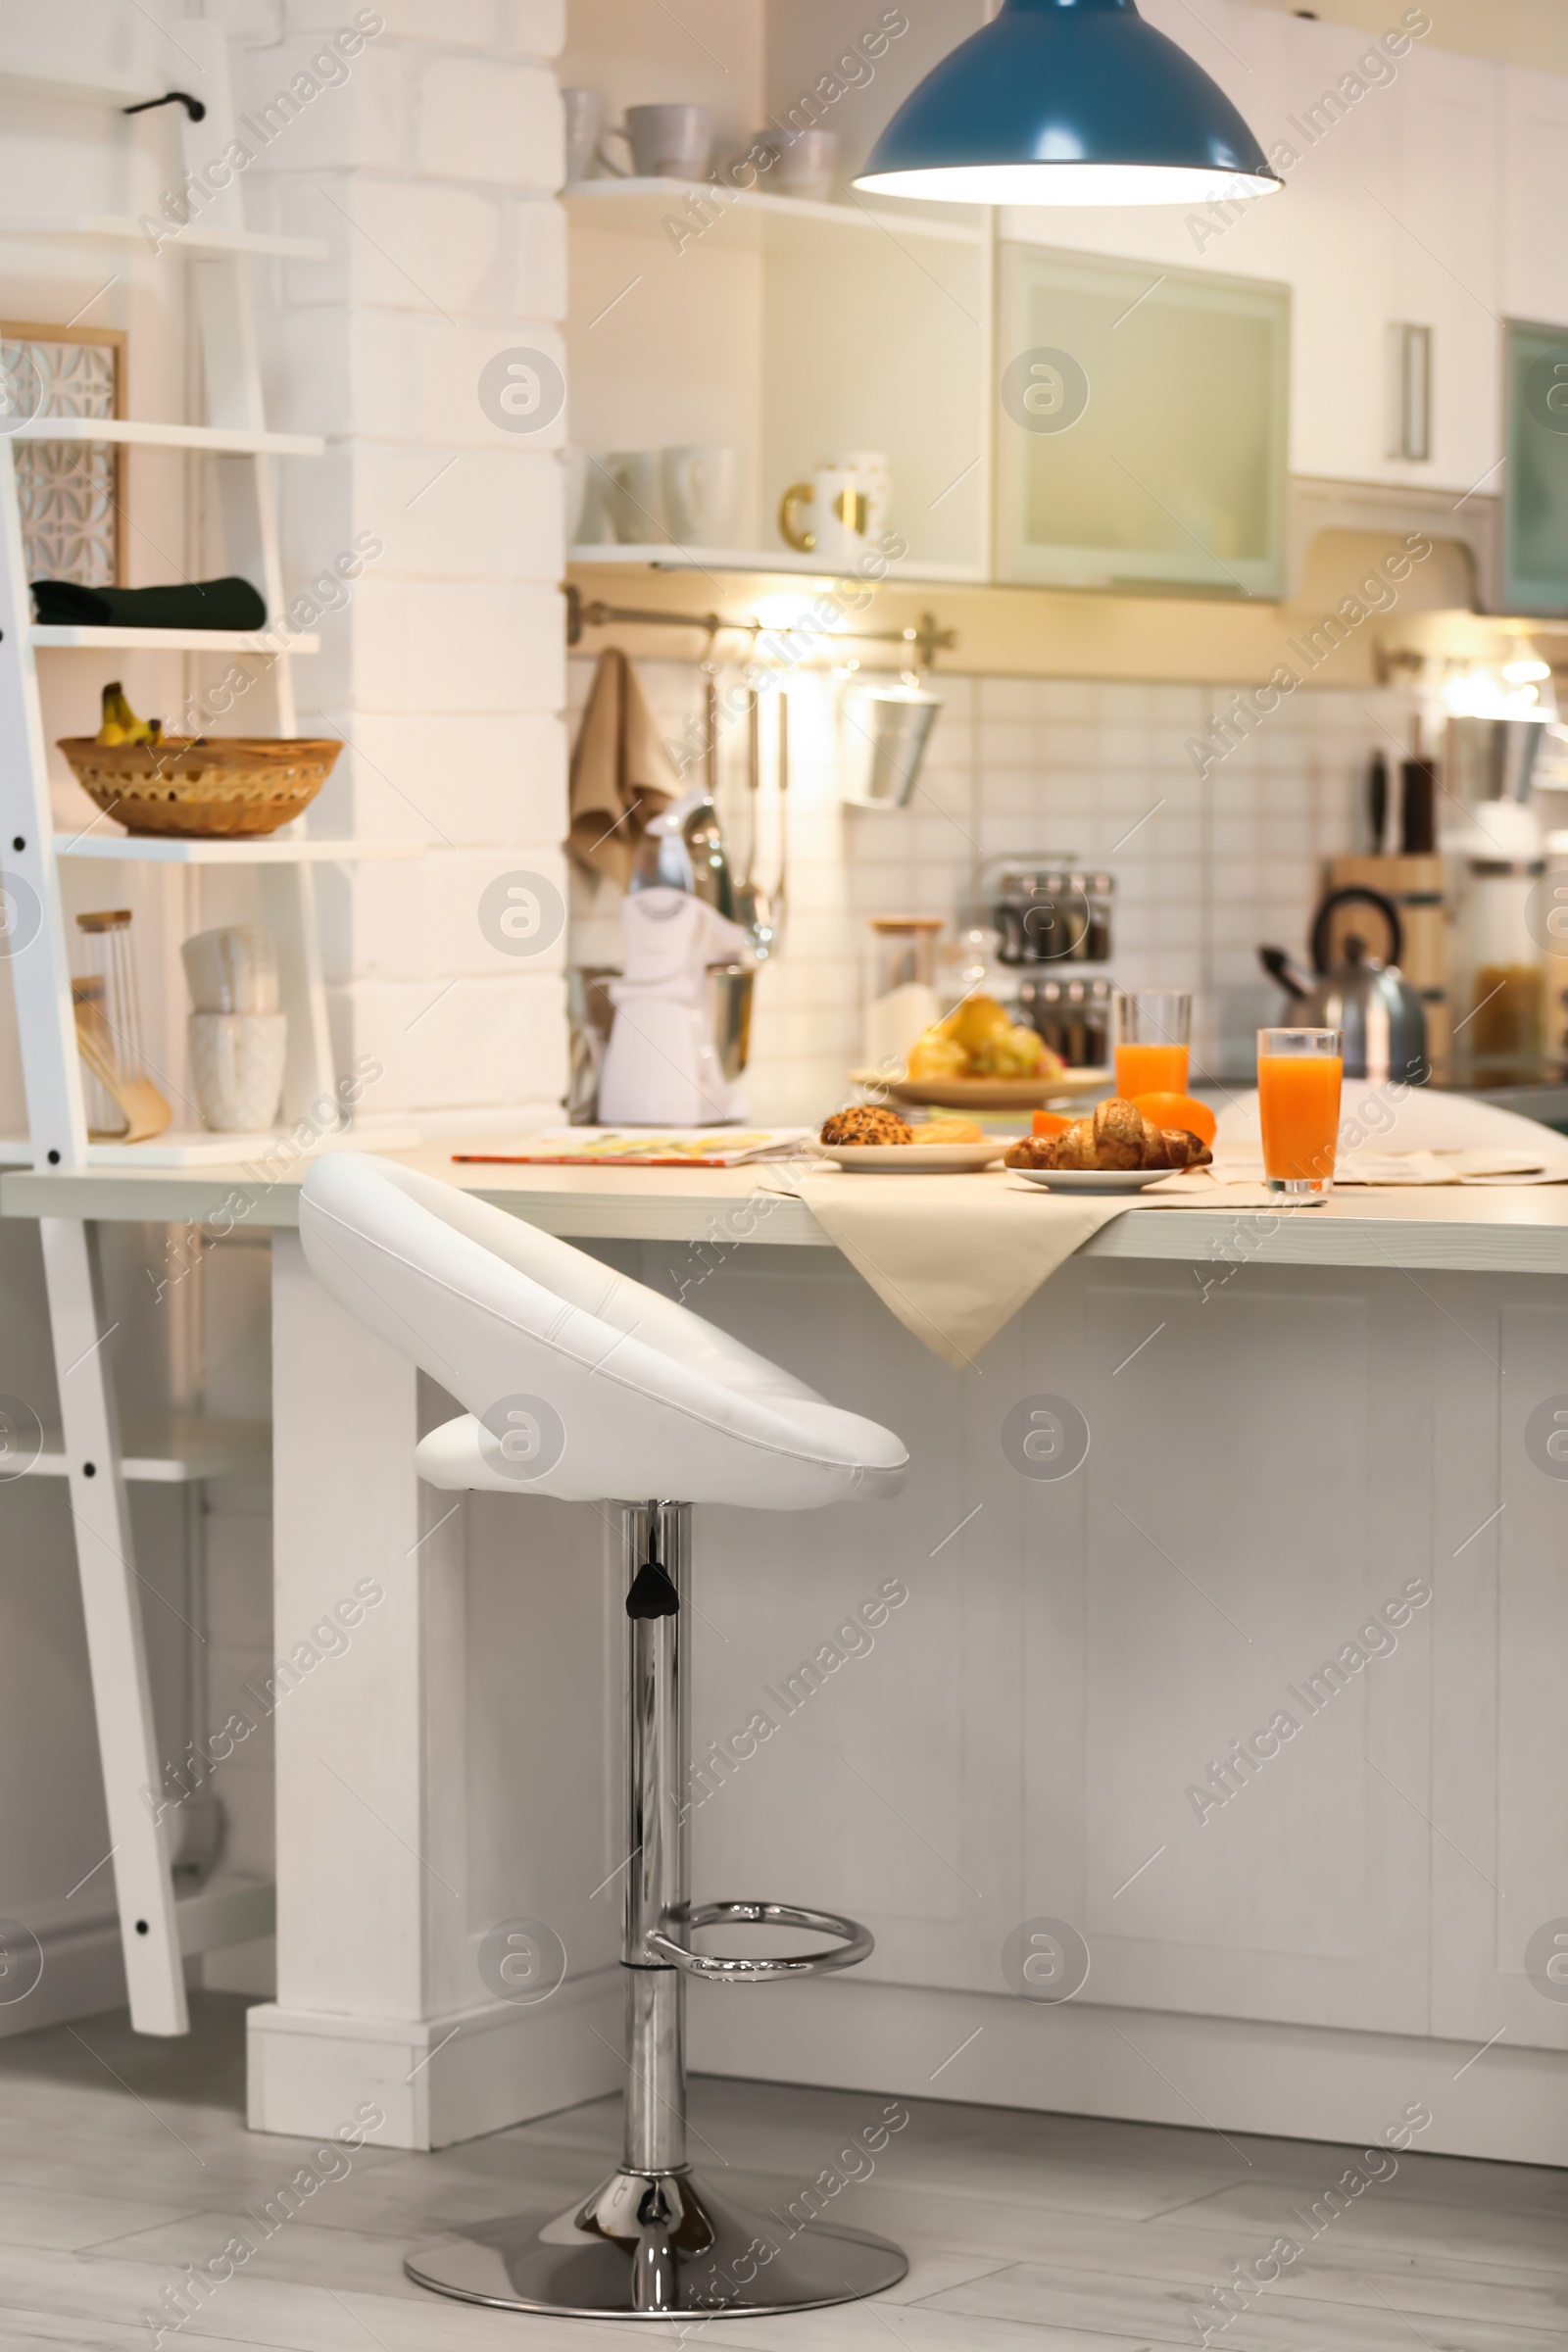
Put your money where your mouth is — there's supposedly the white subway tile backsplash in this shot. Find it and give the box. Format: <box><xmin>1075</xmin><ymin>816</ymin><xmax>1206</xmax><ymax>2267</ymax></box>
<box><xmin>978</xmin><ymin>720</ymin><xmax>1038</xmax><ymax>768</ymax></box>
<box><xmin>978</xmin><ymin>677</ymin><xmax>1038</xmax><ymax>721</ymax></box>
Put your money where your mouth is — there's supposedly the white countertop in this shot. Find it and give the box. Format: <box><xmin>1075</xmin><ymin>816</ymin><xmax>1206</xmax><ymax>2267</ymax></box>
<box><xmin>8</xmin><ymin>1143</ymin><xmax>1568</xmax><ymax>1276</ymax></box>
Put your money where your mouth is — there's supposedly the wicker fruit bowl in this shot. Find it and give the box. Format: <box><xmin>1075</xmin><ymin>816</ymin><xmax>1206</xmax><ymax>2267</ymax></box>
<box><xmin>57</xmin><ymin>736</ymin><xmax>343</xmax><ymax>838</ymax></box>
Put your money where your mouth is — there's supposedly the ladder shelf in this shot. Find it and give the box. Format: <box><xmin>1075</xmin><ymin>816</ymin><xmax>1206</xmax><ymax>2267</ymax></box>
<box><xmin>0</xmin><ymin>23</ymin><xmax>350</xmax><ymax>2034</ymax></box>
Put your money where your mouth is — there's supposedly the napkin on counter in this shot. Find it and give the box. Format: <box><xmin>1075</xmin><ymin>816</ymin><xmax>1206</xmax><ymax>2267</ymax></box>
<box><xmin>567</xmin><ymin>647</ymin><xmax>680</xmax><ymax>890</ymax></box>
<box><xmin>1212</xmin><ymin>1147</ymin><xmax>1568</xmax><ymax>1186</ymax></box>
<box><xmin>756</xmin><ymin>1165</ymin><xmax>1133</xmax><ymax>1366</ymax></box>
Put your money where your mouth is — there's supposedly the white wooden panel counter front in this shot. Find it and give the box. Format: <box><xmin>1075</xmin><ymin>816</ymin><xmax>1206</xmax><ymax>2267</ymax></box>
<box><xmin>7</xmin><ymin>1152</ymin><xmax>1568</xmax><ymax>2167</ymax></box>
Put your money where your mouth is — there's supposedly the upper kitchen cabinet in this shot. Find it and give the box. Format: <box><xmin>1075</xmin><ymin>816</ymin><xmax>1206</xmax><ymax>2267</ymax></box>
<box><xmin>562</xmin><ymin>0</ymin><xmax>990</xmax><ymax>581</ymax></box>
<box><xmin>1498</xmin><ymin>67</ymin><xmax>1568</xmax><ymax>332</ymax></box>
<box><xmin>1501</xmin><ymin>320</ymin><xmax>1568</xmax><ymax>614</ymax></box>
<box><xmin>564</xmin><ymin>0</ymin><xmax>1568</xmax><ymax>600</ymax></box>
<box><xmin>995</xmin><ymin>5</ymin><xmax>1506</xmax><ymax>503</ymax></box>
<box><xmin>1495</xmin><ymin>72</ymin><xmax>1568</xmax><ymax>614</ymax></box>
<box><xmin>995</xmin><ymin>245</ymin><xmax>1289</xmax><ymax>598</ymax></box>
<box><xmin>1380</xmin><ymin>37</ymin><xmax>1500</xmax><ymax>498</ymax></box>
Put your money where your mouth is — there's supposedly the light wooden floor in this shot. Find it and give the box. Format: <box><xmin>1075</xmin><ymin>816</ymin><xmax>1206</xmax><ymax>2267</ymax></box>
<box><xmin>0</xmin><ymin>1994</ymin><xmax>1562</xmax><ymax>2349</ymax></box>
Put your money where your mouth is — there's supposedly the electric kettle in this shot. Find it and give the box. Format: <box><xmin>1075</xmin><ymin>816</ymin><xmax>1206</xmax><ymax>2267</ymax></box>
<box><xmin>1258</xmin><ymin>885</ymin><xmax>1429</xmax><ymax>1084</ymax></box>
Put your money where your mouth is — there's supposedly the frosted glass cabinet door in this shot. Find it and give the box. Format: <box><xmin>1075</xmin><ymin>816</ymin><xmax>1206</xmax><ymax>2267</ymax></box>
<box><xmin>1503</xmin><ymin>318</ymin><xmax>1568</xmax><ymax>615</ymax></box>
<box><xmin>996</xmin><ymin>244</ymin><xmax>1289</xmax><ymax>598</ymax></box>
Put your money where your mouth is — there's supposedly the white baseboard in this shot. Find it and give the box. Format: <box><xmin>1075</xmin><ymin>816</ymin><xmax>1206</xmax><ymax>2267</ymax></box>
<box><xmin>690</xmin><ymin>1977</ymin><xmax>1568</xmax><ymax>2170</ymax></box>
<box><xmin>0</xmin><ymin>1909</ymin><xmax>130</xmax><ymax>2041</ymax></box>
<box><xmin>246</xmin><ymin>1968</ymin><xmax>624</xmax><ymax>2149</ymax></box>
<box><xmin>246</xmin><ymin>1966</ymin><xmax>1568</xmax><ymax>2167</ymax></box>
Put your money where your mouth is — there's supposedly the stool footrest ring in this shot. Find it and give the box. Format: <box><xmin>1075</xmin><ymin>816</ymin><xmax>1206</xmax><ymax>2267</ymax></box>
<box><xmin>645</xmin><ymin>1899</ymin><xmax>872</xmax><ymax>1982</ymax></box>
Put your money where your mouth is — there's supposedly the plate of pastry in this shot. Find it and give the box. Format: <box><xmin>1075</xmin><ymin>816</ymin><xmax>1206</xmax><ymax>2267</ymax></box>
<box><xmin>849</xmin><ymin>994</ymin><xmax>1109</xmax><ymax>1110</ymax></box>
<box><xmin>812</xmin><ymin>1106</ymin><xmax>1007</xmax><ymax>1172</ymax></box>
<box><xmin>1004</xmin><ymin>1098</ymin><xmax>1213</xmax><ymax>1194</ymax></box>
<box><xmin>857</xmin><ymin>1068</ymin><xmax>1110</xmax><ymax>1111</ymax></box>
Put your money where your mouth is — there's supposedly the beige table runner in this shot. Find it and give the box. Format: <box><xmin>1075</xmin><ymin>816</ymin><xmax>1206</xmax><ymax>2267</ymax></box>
<box><xmin>757</xmin><ymin>1166</ymin><xmax>1283</xmax><ymax>1367</ymax></box>
<box><xmin>761</xmin><ymin>1137</ymin><xmax>1568</xmax><ymax>1365</ymax></box>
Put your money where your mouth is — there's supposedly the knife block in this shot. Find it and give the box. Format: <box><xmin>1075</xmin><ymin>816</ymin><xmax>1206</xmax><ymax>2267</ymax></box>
<box><xmin>1324</xmin><ymin>855</ymin><xmax>1450</xmax><ymax>1084</ymax></box>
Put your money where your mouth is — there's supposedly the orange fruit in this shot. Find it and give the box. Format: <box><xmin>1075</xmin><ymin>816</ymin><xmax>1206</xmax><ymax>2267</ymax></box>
<box><xmin>1030</xmin><ymin>1109</ymin><xmax>1074</xmax><ymax>1137</ymax></box>
<box><xmin>1129</xmin><ymin>1092</ymin><xmax>1217</xmax><ymax>1146</ymax></box>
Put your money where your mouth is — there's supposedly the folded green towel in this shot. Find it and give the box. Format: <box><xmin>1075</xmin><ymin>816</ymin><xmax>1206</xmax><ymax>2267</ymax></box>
<box><xmin>30</xmin><ymin>576</ymin><xmax>269</xmax><ymax>630</ymax></box>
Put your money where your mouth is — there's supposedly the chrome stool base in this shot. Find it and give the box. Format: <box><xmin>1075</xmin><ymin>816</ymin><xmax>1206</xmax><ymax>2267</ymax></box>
<box><xmin>405</xmin><ymin>2167</ymin><xmax>907</xmax><ymax>2319</ymax></box>
<box><xmin>407</xmin><ymin>1503</ymin><xmax>906</xmax><ymax>2323</ymax></box>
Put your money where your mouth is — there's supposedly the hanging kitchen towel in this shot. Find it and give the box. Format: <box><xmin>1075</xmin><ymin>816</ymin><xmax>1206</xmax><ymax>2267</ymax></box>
<box><xmin>30</xmin><ymin>575</ymin><xmax>268</xmax><ymax>630</ymax></box>
<box><xmin>756</xmin><ymin>1165</ymin><xmax>1133</xmax><ymax>1367</ymax></box>
<box><xmin>567</xmin><ymin>647</ymin><xmax>680</xmax><ymax>891</ymax></box>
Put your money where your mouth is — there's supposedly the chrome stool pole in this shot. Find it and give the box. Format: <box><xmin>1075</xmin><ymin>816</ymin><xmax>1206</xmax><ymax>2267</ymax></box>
<box><xmin>404</xmin><ymin>1501</ymin><xmax>906</xmax><ymax>2319</ymax></box>
<box><xmin>622</xmin><ymin>1499</ymin><xmax>689</xmax><ymax>2186</ymax></box>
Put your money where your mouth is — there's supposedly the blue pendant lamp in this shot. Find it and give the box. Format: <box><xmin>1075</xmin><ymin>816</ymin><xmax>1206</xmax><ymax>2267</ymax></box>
<box><xmin>854</xmin><ymin>0</ymin><xmax>1281</xmax><ymax>207</ymax></box>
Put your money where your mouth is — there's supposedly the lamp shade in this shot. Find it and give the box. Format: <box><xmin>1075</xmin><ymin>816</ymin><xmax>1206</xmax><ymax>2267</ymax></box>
<box><xmin>854</xmin><ymin>0</ymin><xmax>1281</xmax><ymax>207</ymax></box>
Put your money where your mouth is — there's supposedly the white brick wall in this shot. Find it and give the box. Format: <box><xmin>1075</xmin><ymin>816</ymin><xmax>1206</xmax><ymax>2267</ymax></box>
<box><xmin>245</xmin><ymin>1</ymin><xmax>568</xmax><ymax>1130</ymax></box>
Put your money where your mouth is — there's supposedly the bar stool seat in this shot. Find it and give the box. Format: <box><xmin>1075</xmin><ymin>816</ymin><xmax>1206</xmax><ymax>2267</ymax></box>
<box><xmin>302</xmin><ymin>1153</ymin><xmax>907</xmax><ymax>1509</ymax></box>
<box><xmin>299</xmin><ymin>1154</ymin><xmax>910</xmax><ymax>2322</ymax></box>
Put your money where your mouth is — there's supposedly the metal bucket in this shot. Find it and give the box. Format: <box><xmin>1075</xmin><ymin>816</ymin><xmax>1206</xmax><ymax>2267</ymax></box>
<box><xmin>839</xmin><ymin>680</ymin><xmax>943</xmax><ymax>808</ymax></box>
<box><xmin>1446</xmin><ymin>714</ymin><xmax>1549</xmax><ymax>805</ymax></box>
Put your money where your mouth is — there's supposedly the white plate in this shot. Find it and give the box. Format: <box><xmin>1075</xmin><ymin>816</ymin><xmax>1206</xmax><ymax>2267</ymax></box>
<box><xmin>848</xmin><ymin>1067</ymin><xmax>1108</xmax><ymax>1110</ymax></box>
<box><xmin>809</xmin><ymin>1139</ymin><xmax>1007</xmax><ymax>1173</ymax></box>
<box><xmin>1012</xmin><ymin>1164</ymin><xmax>1184</xmax><ymax>1195</ymax></box>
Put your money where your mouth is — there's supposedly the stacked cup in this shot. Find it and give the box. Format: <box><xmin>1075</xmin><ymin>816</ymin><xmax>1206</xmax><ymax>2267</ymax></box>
<box><xmin>183</xmin><ymin>926</ymin><xmax>287</xmax><ymax>1132</ymax></box>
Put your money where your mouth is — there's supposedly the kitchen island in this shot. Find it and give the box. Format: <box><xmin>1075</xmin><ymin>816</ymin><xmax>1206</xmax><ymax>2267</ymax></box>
<box><xmin>7</xmin><ymin>1151</ymin><xmax>1567</xmax><ymax>2167</ymax></box>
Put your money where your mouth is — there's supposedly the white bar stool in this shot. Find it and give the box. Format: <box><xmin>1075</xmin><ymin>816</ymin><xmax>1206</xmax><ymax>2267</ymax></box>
<box><xmin>299</xmin><ymin>1153</ymin><xmax>910</xmax><ymax>2321</ymax></box>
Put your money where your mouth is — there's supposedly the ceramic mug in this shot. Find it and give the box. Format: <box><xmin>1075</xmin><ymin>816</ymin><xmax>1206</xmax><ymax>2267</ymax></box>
<box><xmin>190</xmin><ymin>1010</ymin><xmax>287</xmax><ymax>1132</ymax></box>
<box><xmin>562</xmin><ymin>87</ymin><xmax>603</xmax><ymax>183</ymax></box>
<box><xmin>778</xmin><ymin>466</ymin><xmax>870</xmax><ymax>567</ymax></box>
<box><xmin>564</xmin><ymin>443</ymin><xmax>593</xmax><ymax>543</ymax></box>
<box><xmin>181</xmin><ymin>924</ymin><xmax>279</xmax><ymax>1015</ymax></box>
<box><xmin>775</xmin><ymin>128</ymin><xmax>839</xmax><ymax>202</ymax></box>
<box><xmin>827</xmin><ymin>449</ymin><xmax>891</xmax><ymax>540</ymax></box>
<box><xmin>601</xmin><ymin>450</ymin><xmax>662</xmax><ymax>542</ymax></box>
<box><xmin>661</xmin><ymin>446</ymin><xmax>739</xmax><ymax>546</ymax></box>
<box><xmin>601</xmin><ymin>103</ymin><xmax>712</xmax><ymax>180</ymax></box>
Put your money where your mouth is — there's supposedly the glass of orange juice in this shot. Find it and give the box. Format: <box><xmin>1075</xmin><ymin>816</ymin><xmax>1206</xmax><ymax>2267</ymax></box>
<box><xmin>1114</xmin><ymin>990</ymin><xmax>1191</xmax><ymax>1099</ymax></box>
<box><xmin>1257</xmin><ymin>1027</ymin><xmax>1344</xmax><ymax>1195</ymax></box>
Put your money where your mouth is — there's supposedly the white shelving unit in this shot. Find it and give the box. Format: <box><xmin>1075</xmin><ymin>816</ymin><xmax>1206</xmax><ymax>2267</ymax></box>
<box><xmin>34</xmin><ymin>625</ymin><xmax>320</xmax><ymax>652</ymax></box>
<box><xmin>568</xmin><ymin>542</ymin><xmax>988</xmax><ymax>583</ymax></box>
<box><xmin>565</xmin><ymin>173</ymin><xmax>993</xmax><ymax>583</ymax></box>
<box><xmin>564</xmin><ymin>175</ymin><xmax>987</xmax><ymax>252</ymax></box>
<box><xmin>12</xmin><ymin>414</ymin><xmax>320</xmax><ymax>457</ymax></box>
<box><xmin>58</xmin><ymin>835</ymin><xmax>421</xmax><ymax>864</ymax></box>
<box><xmin>0</xmin><ymin>54</ymin><xmax>166</xmax><ymax>109</ymax></box>
<box><xmin>0</xmin><ymin>214</ymin><xmax>326</xmax><ymax>263</ymax></box>
<box><xmin>30</xmin><ymin>1416</ymin><xmax>270</xmax><ymax>1484</ymax></box>
<box><xmin>0</xmin><ymin>28</ymin><xmax>399</xmax><ymax>2035</ymax></box>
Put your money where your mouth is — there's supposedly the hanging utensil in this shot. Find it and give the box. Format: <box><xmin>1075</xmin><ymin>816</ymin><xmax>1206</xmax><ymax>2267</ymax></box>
<box><xmin>770</xmin><ymin>686</ymin><xmax>790</xmax><ymax>953</ymax></box>
<box><xmin>731</xmin><ymin>685</ymin><xmax>776</xmax><ymax>960</ymax></box>
<box><xmin>675</xmin><ymin>638</ymin><xmax>738</xmax><ymax>919</ymax></box>
<box><xmin>703</xmin><ymin>632</ymin><xmax>719</xmax><ymax>806</ymax></box>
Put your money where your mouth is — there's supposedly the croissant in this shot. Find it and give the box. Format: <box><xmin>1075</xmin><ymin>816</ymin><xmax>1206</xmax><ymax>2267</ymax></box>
<box><xmin>1004</xmin><ymin>1101</ymin><xmax>1213</xmax><ymax>1173</ymax></box>
<box><xmin>1093</xmin><ymin>1097</ymin><xmax>1148</xmax><ymax>1169</ymax></box>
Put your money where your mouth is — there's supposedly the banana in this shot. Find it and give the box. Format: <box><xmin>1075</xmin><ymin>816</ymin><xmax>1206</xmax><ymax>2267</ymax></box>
<box><xmin>96</xmin><ymin>681</ymin><xmax>156</xmax><ymax>747</ymax></box>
